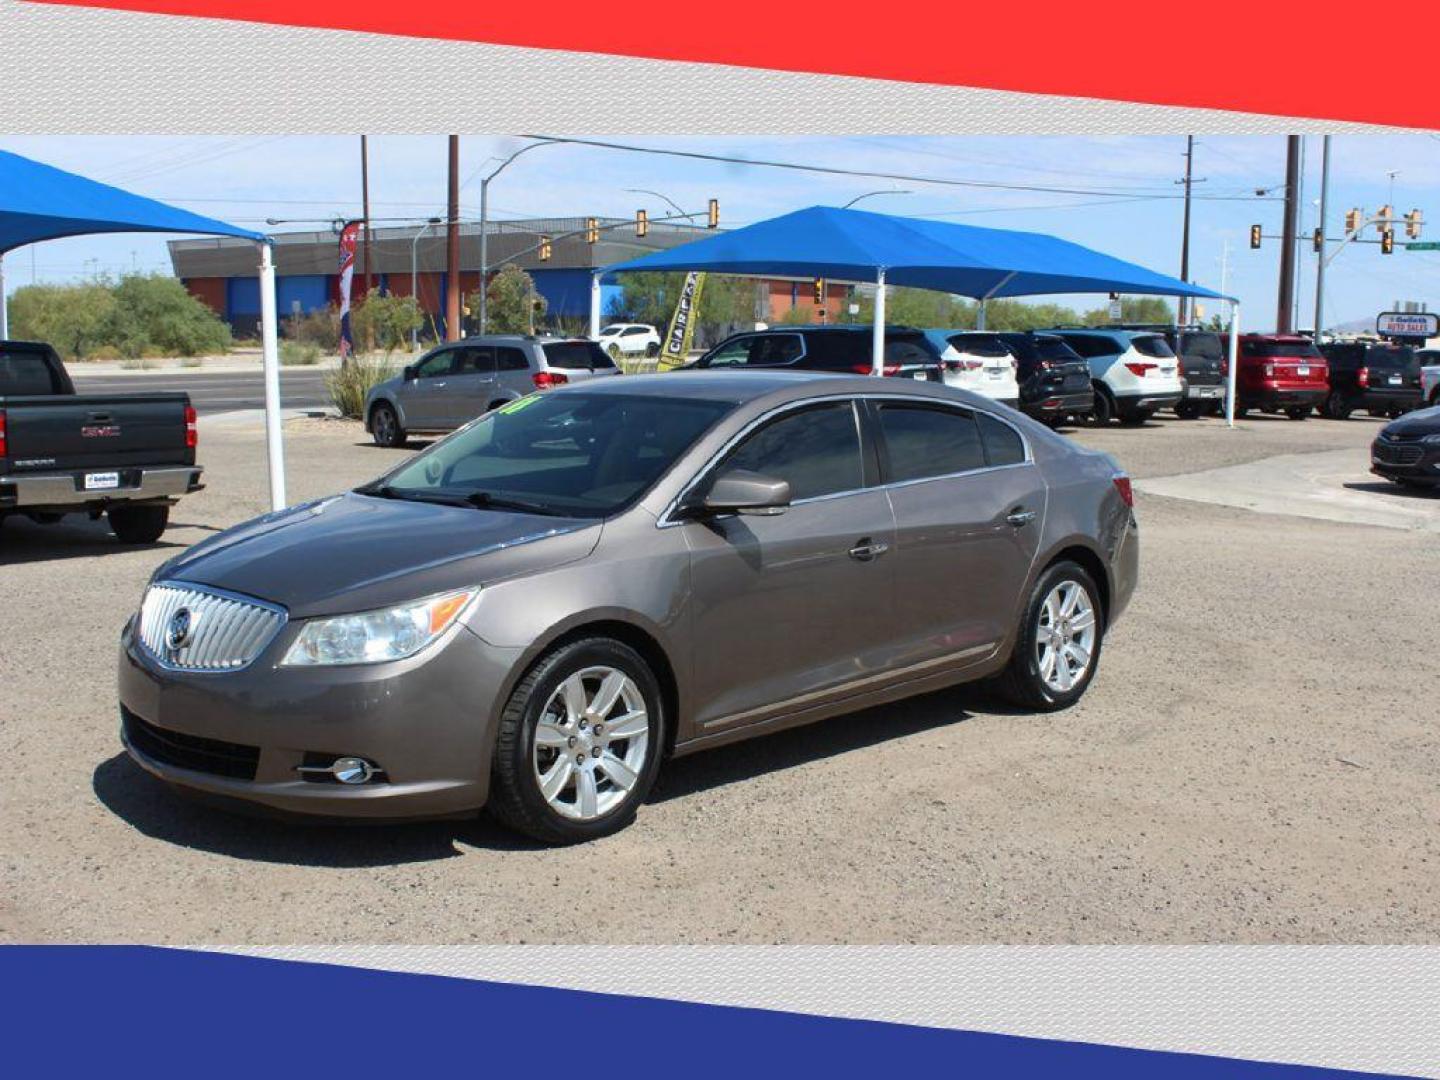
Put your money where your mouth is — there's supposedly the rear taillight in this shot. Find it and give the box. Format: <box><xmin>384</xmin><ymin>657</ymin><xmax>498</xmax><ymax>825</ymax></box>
<box><xmin>184</xmin><ymin>404</ymin><xmax>197</xmax><ymax>449</ymax></box>
<box><xmin>1358</xmin><ymin>366</ymin><xmax>1369</xmax><ymax>388</ymax></box>
<box><xmin>0</xmin><ymin>409</ymin><xmax>7</xmax><ymax>459</ymax></box>
<box><xmin>1220</xmin><ymin>359</ymin><xmax>1229</xmax><ymax>377</ymax></box>
<box><xmin>1113</xmin><ymin>475</ymin><xmax>1134</xmax><ymax>508</ymax></box>
<box><xmin>1123</xmin><ymin>362</ymin><xmax>1157</xmax><ymax>377</ymax></box>
<box><xmin>1263</xmin><ymin>363</ymin><xmax>1275</xmax><ymax>378</ymax></box>
<box><xmin>532</xmin><ymin>371</ymin><xmax>569</xmax><ymax>390</ymax></box>
<box><xmin>850</xmin><ymin>363</ymin><xmax>901</xmax><ymax>377</ymax></box>
<box><xmin>1176</xmin><ymin>358</ymin><xmax>1186</xmax><ymax>377</ymax></box>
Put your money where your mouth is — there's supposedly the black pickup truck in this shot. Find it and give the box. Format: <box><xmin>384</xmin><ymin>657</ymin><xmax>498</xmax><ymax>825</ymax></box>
<box><xmin>0</xmin><ymin>340</ymin><xmax>203</xmax><ymax>543</ymax></box>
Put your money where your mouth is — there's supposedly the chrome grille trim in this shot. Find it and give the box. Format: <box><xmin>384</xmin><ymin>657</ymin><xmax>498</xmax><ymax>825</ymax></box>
<box><xmin>137</xmin><ymin>583</ymin><xmax>287</xmax><ymax>672</ymax></box>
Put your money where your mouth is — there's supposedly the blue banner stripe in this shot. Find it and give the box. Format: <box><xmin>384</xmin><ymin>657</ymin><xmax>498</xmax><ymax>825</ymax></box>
<box><xmin>0</xmin><ymin>947</ymin><xmax>1414</xmax><ymax>1078</ymax></box>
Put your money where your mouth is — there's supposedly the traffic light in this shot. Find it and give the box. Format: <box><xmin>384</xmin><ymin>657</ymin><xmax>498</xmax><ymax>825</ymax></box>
<box><xmin>585</xmin><ymin>217</ymin><xmax>599</xmax><ymax>244</ymax></box>
<box><xmin>538</xmin><ymin>235</ymin><xmax>552</xmax><ymax>261</ymax></box>
<box><xmin>1376</xmin><ymin>205</ymin><xmax>1393</xmax><ymax>234</ymax></box>
<box><xmin>1381</xmin><ymin>228</ymin><xmax>1395</xmax><ymax>255</ymax></box>
<box><xmin>636</xmin><ymin>209</ymin><xmax>648</xmax><ymax>238</ymax></box>
<box><xmin>707</xmin><ymin>198</ymin><xmax>719</xmax><ymax>229</ymax></box>
<box><xmin>813</xmin><ymin>278</ymin><xmax>826</xmax><ymax>305</ymax></box>
<box><xmin>1312</xmin><ymin>227</ymin><xmax>1323</xmax><ymax>253</ymax></box>
<box><xmin>1405</xmin><ymin>209</ymin><xmax>1424</xmax><ymax>239</ymax></box>
<box><xmin>1345</xmin><ymin>208</ymin><xmax>1363</xmax><ymax>234</ymax></box>
<box><xmin>1249</xmin><ymin>224</ymin><xmax>1262</xmax><ymax>249</ymax></box>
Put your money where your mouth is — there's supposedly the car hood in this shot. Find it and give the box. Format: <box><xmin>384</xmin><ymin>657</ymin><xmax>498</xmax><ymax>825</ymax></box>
<box><xmin>157</xmin><ymin>492</ymin><xmax>602</xmax><ymax>617</ymax></box>
<box><xmin>1382</xmin><ymin>405</ymin><xmax>1440</xmax><ymax>437</ymax></box>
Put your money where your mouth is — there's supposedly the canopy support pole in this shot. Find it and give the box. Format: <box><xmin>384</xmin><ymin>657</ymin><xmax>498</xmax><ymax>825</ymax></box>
<box><xmin>871</xmin><ymin>268</ymin><xmax>887</xmax><ymax>375</ymax></box>
<box><xmin>1225</xmin><ymin>301</ymin><xmax>1240</xmax><ymax>429</ymax></box>
<box><xmin>589</xmin><ymin>272</ymin><xmax>602</xmax><ymax>339</ymax></box>
<box><xmin>259</xmin><ymin>240</ymin><xmax>287</xmax><ymax>511</ymax></box>
<box><xmin>0</xmin><ymin>254</ymin><xmax>7</xmax><ymax>339</ymax></box>
<box><xmin>975</xmin><ymin>273</ymin><xmax>1016</xmax><ymax>331</ymax></box>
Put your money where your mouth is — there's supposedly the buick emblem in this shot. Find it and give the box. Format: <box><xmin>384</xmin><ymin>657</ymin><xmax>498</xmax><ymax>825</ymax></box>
<box><xmin>166</xmin><ymin>608</ymin><xmax>195</xmax><ymax>652</ymax></box>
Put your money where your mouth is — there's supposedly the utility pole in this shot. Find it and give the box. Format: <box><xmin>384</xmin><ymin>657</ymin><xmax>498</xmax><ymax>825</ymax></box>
<box><xmin>360</xmin><ymin>136</ymin><xmax>374</xmax><ymax>295</ymax></box>
<box><xmin>1178</xmin><ymin>136</ymin><xmax>1196</xmax><ymax>325</ymax></box>
<box><xmin>1276</xmin><ymin>135</ymin><xmax>1301</xmax><ymax>334</ymax></box>
<box><xmin>445</xmin><ymin>136</ymin><xmax>461</xmax><ymax>342</ymax></box>
<box><xmin>1314</xmin><ymin>135</ymin><xmax>1331</xmax><ymax>338</ymax></box>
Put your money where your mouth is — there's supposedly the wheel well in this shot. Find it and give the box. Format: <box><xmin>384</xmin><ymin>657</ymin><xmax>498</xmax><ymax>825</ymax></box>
<box><xmin>545</xmin><ymin>620</ymin><xmax>681</xmax><ymax>755</ymax></box>
<box><xmin>368</xmin><ymin>398</ymin><xmax>394</xmax><ymax>425</ymax></box>
<box><xmin>1046</xmin><ymin>545</ymin><xmax>1111</xmax><ymax>629</ymax></box>
<box><xmin>488</xmin><ymin>399</ymin><xmax>510</xmax><ymax>412</ymax></box>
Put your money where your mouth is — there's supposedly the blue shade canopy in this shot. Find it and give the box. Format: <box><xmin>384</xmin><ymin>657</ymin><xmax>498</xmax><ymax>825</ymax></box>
<box><xmin>0</xmin><ymin>150</ymin><xmax>263</xmax><ymax>254</ymax></box>
<box><xmin>602</xmin><ymin>205</ymin><xmax>1232</xmax><ymax>302</ymax></box>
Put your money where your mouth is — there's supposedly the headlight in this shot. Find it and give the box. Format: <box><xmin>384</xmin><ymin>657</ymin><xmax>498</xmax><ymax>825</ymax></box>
<box><xmin>1422</xmin><ymin>433</ymin><xmax>1440</xmax><ymax>446</ymax></box>
<box><xmin>282</xmin><ymin>589</ymin><xmax>477</xmax><ymax>667</ymax></box>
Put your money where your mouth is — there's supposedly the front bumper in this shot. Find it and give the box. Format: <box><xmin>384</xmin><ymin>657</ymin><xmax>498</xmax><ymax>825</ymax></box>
<box><xmin>1371</xmin><ymin>441</ymin><xmax>1440</xmax><ymax>484</ymax></box>
<box><xmin>117</xmin><ymin>615</ymin><xmax>523</xmax><ymax>820</ymax></box>
<box><xmin>2</xmin><ymin>465</ymin><xmax>203</xmax><ymax>512</ymax></box>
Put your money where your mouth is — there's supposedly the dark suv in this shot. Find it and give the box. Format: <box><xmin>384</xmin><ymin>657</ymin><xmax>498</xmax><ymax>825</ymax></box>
<box><xmin>1317</xmin><ymin>340</ymin><xmax>1422</xmax><ymax>420</ymax></box>
<box><xmin>690</xmin><ymin>326</ymin><xmax>942</xmax><ymax>380</ymax></box>
<box><xmin>994</xmin><ymin>332</ymin><xmax>1095</xmax><ymax>424</ymax></box>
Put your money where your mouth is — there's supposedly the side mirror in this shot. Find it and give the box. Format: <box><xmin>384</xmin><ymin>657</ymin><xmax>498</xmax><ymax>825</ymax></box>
<box><xmin>698</xmin><ymin>470</ymin><xmax>791</xmax><ymax>517</ymax></box>
<box><xmin>403</xmin><ymin>365</ymin><xmax>417</xmax><ymax>381</ymax></box>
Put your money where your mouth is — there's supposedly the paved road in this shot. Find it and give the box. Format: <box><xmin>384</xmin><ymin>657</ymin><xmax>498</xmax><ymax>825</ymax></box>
<box><xmin>71</xmin><ymin>369</ymin><xmax>331</xmax><ymax>414</ymax></box>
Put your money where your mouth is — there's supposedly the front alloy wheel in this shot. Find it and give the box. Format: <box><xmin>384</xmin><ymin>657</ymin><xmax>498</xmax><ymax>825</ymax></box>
<box><xmin>490</xmin><ymin>638</ymin><xmax>663</xmax><ymax>843</ymax></box>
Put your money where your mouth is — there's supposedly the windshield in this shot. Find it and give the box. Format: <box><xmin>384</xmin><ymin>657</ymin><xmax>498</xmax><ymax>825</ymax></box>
<box><xmin>545</xmin><ymin>341</ymin><xmax>616</xmax><ymax>370</ymax></box>
<box><xmin>368</xmin><ymin>392</ymin><xmax>733</xmax><ymax>518</ymax></box>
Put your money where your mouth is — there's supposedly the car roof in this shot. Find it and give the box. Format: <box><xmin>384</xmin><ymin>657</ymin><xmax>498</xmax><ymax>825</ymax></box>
<box><xmin>1053</xmin><ymin>327</ymin><xmax>1162</xmax><ymax>339</ymax></box>
<box><xmin>554</xmin><ymin>369</ymin><xmax>960</xmax><ymax>405</ymax></box>
<box><xmin>457</xmin><ymin>334</ymin><xmax>589</xmax><ymax>344</ymax></box>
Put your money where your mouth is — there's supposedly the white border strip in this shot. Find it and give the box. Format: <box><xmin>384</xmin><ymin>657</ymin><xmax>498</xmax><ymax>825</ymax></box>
<box><xmin>233</xmin><ymin>946</ymin><xmax>1440</xmax><ymax>1076</ymax></box>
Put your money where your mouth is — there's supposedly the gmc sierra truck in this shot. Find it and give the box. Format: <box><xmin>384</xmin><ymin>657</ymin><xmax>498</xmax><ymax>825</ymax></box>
<box><xmin>0</xmin><ymin>340</ymin><xmax>203</xmax><ymax>543</ymax></box>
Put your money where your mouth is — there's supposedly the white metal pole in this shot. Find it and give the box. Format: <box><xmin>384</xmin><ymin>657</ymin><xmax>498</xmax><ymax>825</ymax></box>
<box><xmin>589</xmin><ymin>272</ymin><xmax>603</xmax><ymax>338</ymax></box>
<box><xmin>976</xmin><ymin>299</ymin><xmax>987</xmax><ymax>331</ymax></box>
<box><xmin>0</xmin><ymin>254</ymin><xmax>7</xmax><ymax>339</ymax></box>
<box><xmin>871</xmin><ymin>269</ymin><xmax>887</xmax><ymax>375</ymax></box>
<box><xmin>259</xmin><ymin>241</ymin><xmax>287</xmax><ymax>511</ymax></box>
<box><xmin>1225</xmin><ymin>301</ymin><xmax>1240</xmax><ymax>428</ymax></box>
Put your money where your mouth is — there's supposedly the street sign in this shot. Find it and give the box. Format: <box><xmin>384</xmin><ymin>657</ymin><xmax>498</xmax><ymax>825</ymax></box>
<box><xmin>1376</xmin><ymin>311</ymin><xmax>1438</xmax><ymax>337</ymax></box>
<box><xmin>1405</xmin><ymin>241</ymin><xmax>1440</xmax><ymax>251</ymax></box>
<box><xmin>1108</xmin><ymin>299</ymin><xmax>1123</xmax><ymax>321</ymax></box>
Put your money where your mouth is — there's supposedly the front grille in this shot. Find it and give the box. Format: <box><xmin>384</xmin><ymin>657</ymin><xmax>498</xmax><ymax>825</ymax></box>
<box><xmin>122</xmin><ymin>707</ymin><xmax>260</xmax><ymax>780</ymax></box>
<box><xmin>1373</xmin><ymin>442</ymin><xmax>1424</xmax><ymax>466</ymax></box>
<box><xmin>138</xmin><ymin>583</ymin><xmax>286</xmax><ymax>671</ymax></box>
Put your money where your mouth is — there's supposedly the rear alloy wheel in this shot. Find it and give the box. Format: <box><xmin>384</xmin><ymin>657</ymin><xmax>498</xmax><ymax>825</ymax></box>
<box><xmin>370</xmin><ymin>402</ymin><xmax>407</xmax><ymax>448</ymax></box>
<box><xmin>1285</xmin><ymin>405</ymin><xmax>1310</xmax><ymax>420</ymax></box>
<box><xmin>490</xmin><ymin>638</ymin><xmax>664</xmax><ymax>844</ymax></box>
<box><xmin>1089</xmin><ymin>385</ymin><xmax>1115</xmax><ymax>426</ymax></box>
<box><xmin>108</xmin><ymin>504</ymin><xmax>169</xmax><ymax>544</ymax></box>
<box><xmin>995</xmin><ymin>560</ymin><xmax>1103</xmax><ymax>711</ymax></box>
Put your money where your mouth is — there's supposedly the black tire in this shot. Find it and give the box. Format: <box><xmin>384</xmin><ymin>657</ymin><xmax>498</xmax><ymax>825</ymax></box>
<box><xmin>489</xmin><ymin>637</ymin><xmax>665</xmax><ymax>845</ymax></box>
<box><xmin>108</xmin><ymin>504</ymin><xmax>169</xmax><ymax>544</ymax></box>
<box><xmin>370</xmin><ymin>402</ymin><xmax>407</xmax><ymax>448</ymax></box>
<box><xmin>1285</xmin><ymin>406</ymin><xmax>1310</xmax><ymax>420</ymax></box>
<box><xmin>1089</xmin><ymin>384</ymin><xmax>1115</xmax><ymax>425</ymax></box>
<box><xmin>1234</xmin><ymin>405</ymin><xmax>1250</xmax><ymax>418</ymax></box>
<box><xmin>1117</xmin><ymin>408</ymin><xmax>1152</xmax><ymax>427</ymax></box>
<box><xmin>645</xmin><ymin>343</ymin><xmax>660</xmax><ymax>358</ymax></box>
<box><xmin>994</xmin><ymin>560</ymin><xmax>1104</xmax><ymax>712</ymax></box>
<box><xmin>1174</xmin><ymin>401</ymin><xmax>1202</xmax><ymax>420</ymax></box>
<box><xmin>1324</xmin><ymin>393</ymin><xmax>1353</xmax><ymax>421</ymax></box>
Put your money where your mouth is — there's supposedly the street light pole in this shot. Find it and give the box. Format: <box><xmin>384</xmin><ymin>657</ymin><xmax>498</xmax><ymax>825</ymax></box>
<box><xmin>478</xmin><ymin>140</ymin><xmax>558</xmax><ymax>334</ymax></box>
<box><xmin>843</xmin><ymin>190</ymin><xmax>912</xmax><ymax>209</ymax></box>
<box><xmin>624</xmin><ymin>189</ymin><xmax>691</xmax><ymax>221</ymax></box>
<box><xmin>1314</xmin><ymin>135</ymin><xmax>1332</xmax><ymax>339</ymax></box>
<box><xmin>410</xmin><ymin>216</ymin><xmax>441</xmax><ymax>350</ymax></box>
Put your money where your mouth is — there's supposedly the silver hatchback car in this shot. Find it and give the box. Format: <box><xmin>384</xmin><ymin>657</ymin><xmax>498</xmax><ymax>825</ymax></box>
<box><xmin>365</xmin><ymin>334</ymin><xmax>619</xmax><ymax>447</ymax></box>
<box><xmin>120</xmin><ymin>373</ymin><xmax>1137</xmax><ymax>843</ymax></box>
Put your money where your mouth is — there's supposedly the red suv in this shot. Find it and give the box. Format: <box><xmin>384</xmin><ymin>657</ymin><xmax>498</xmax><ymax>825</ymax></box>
<box><xmin>1234</xmin><ymin>334</ymin><xmax>1329</xmax><ymax>420</ymax></box>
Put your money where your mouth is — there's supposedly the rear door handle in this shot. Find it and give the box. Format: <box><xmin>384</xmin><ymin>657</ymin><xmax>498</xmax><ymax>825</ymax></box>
<box><xmin>1006</xmin><ymin>507</ymin><xmax>1037</xmax><ymax>527</ymax></box>
<box><xmin>848</xmin><ymin>538</ymin><xmax>890</xmax><ymax>562</ymax></box>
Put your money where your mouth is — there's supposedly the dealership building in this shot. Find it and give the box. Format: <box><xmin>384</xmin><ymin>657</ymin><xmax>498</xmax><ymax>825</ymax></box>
<box><xmin>169</xmin><ymin>216</ymin><xmax>855</xmax><ymax>337</ymax></box>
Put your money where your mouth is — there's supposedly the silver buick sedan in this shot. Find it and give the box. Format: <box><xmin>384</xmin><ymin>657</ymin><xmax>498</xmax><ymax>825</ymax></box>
<box><xmin>119</xmin><ymin>372</ymin><xmax>1137</xmax><ymax>843</ymax></box>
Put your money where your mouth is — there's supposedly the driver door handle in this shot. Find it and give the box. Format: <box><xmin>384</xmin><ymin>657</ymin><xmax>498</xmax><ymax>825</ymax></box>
<box><xmin>1006</xmin><ymin>507</ymin><xmax>1037</xmax><ymax>527</ymax></box>
<box><xmin>848</xmin><ymin>538</ymin><xmax>890</xmax><ymax>562</ymax></box>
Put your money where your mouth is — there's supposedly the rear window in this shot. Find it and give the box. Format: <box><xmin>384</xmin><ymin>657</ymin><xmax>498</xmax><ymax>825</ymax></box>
<box><xmin>1034</xmin><ymin>338</ymin><xmax>1083</xmax><ymax>364</ymax></box>
<box><xmin>1364</xmin><ymin>346</ymin><xmax>1414</xmax><ymax>370</ymax></box>
<box><xmin>947</xmin><ymin>335</ymin><xmax>1009</xmax><ymax>358</ymax></box>
<box><xmin>1131</xmin><ymin>335</ymin><xmax>1176</xmax><ymax>359</ymax></box>
<box><xmin>1181</xmin><ymin>333</ymin><xmax>1223</xmax><ymax>361</ymax></box>
<box><xmin>1059</xmin><ymin>334</ymin><xmax>1121</xmax><ymax>359</ymax></box>
<box><xmin>1244</xmin><ymin>340</ymin><xmax>1321</xmax><ymax>359</ymax></box>
<box><xmin>544</xmin><ymin>341</ymin><xmax>615</xmax><ymax>370</ymax></box>
<box><xmin>0</xmin><ymin>350</ymin><xmax>62</xmax><ymax>395</ymax></box>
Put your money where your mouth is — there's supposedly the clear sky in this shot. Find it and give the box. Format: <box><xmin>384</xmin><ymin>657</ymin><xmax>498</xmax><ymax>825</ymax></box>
<box><xmin>4</xmin><ymin>134</ymin><xmax>1438</xmax><ymax>331</ymax></box>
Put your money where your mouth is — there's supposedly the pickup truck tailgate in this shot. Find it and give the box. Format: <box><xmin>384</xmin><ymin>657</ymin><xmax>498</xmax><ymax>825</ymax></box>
<box><xmin>2</xmin><ymin>393</ymin><xmax>194</xmax><ymax>473</ymax></box>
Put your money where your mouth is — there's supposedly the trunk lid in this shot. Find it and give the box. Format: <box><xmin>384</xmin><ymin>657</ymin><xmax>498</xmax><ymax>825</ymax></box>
<box><xmin>0</xmin><ymin>392</ymin><xmax>193</xmax><ymax>473</ymax></box>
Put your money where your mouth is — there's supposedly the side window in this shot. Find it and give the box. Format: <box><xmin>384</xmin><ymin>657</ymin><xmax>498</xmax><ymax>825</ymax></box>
<box><xmin>495</xmin><ymin>346</ymin><xmax>528</xmax><ymax>371</ymax></box>
<box><xmin>703</xmin><ymin>336</ymin><xmax>755</xmax><ymax>367</ymax></box>
<box><xmin>721</xmin><ymin>402</ymin><xmax>863</xmax><ymax>501</ymax></box>
<box><xmin>885</xmin><ymin>337</ymin><xmax>936</xmax><ymax>365</ymax></box>
<box><xmin>749</xmin><ymin>334</ymin><xmax>804</xmax><ymax>366</ymax></box>
<box><xmin>878</xmin><ymin>404</ymin><xmax>986</xmax><ymax>483</ymax></box>
<box><xmin>976</xmin><ymin>412</ymin><xmax>1026</xmax><ymax>467</ymax></box>
<box><xmin>414</xmin><ymin>348</ymin><xmax>455</xmax><ymax>377</ymax></box>
<box><xmin>0</xmin><ymin>352</ymin><xmax>61</xmax><ymax>395</ymax></box>
<box><xmin>454</xmin><ymin>346</ymin><xmax>496</xmax><ymax>375</ymax></box>
<box><xmin>622</xmin><ymin>327</ymin><xmax>648</xmax><ymax>337</ymax></box>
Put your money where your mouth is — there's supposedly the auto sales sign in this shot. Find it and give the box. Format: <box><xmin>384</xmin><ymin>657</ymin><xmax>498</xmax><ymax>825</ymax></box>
<box><xmin>1375</xmin><ymin>311</ymin><xmax>1438</xmax><ymax>338</ymax></box>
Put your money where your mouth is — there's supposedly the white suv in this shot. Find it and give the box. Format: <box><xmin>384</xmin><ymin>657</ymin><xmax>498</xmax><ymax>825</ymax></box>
<box><xmin>924</xmin><ymin>330</ymin><xmax>1020</xmax><ymax>407</ymax></box>
<box><xmin>1052</xmin><ymin>329</ymin><xmax>1184</xmax><ymax>425</ymax></box>
<box><xmin>597</xmin><ymin>323</ymin><xmax>661</xmax><ymax>360</ymax></box>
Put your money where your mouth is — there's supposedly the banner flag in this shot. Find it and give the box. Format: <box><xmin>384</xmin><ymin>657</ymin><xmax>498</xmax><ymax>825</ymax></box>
<box><xmin>659</xmin><ymin>271</ymin><xmax>706</xmax><ymax>369</ymax></box>
<box><xmin>337</xmin><ymin>219</ymin><xmax>360</xmax><ymax>361</ymax></box>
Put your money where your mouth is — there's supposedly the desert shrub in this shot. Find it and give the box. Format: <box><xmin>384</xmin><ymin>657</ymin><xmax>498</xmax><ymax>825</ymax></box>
<box><xmin>351</xmin><ymin>294</ymin><xmax>424</xmax><ymax>355</ymax></box>
<box><xmin>8</xmin><ymin>274</ymin><xmax>229</xmax><ymax>359</ymax></box>
<box><xmin>9</xmin><ymin>282</ymin><xmax>117</xmax><ymax>359</ymax></box>
<box><xmin>467</xmin><ymin>265</ymin><xmax>543</xmax><ymax>335</ymax></box>
<box><xmin>284</xmin><ymin>307</ymin><xmax>341</xmax><ymax>350</ymax></box>
<box><xmin>325</xmin><ymin>354</ymin><xmax>397</xmax><ymax>419</ymax></box>
<box><xmin>280</xmin><ymin>340</ymin><xmax>323</xmax><ymax>366</ymax></box>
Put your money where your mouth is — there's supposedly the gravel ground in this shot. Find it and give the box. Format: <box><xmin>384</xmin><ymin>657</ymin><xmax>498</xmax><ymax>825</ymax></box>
<box><xmin>2</xmin><ymin>410</ymin><xmax>1436</xmax><ymax>945</ymax></box>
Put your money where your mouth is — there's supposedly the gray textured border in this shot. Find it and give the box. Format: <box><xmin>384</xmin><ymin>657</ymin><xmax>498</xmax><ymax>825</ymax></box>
<box><xmin>0</xmin><ymin>2</ymin><xmax>1408</xmax><ymax>134</ymax></box>
<box><xmin>233</xmin><ymin>946</ymin><xmax>1438</xmax><ymax>1076</ymax></box>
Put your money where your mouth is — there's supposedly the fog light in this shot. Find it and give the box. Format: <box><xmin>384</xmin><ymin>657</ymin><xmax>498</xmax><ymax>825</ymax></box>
<box><xmin>332</xmin><ymin>757</ymin><xmax>375</xmax><ymax>785</ymax></box>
